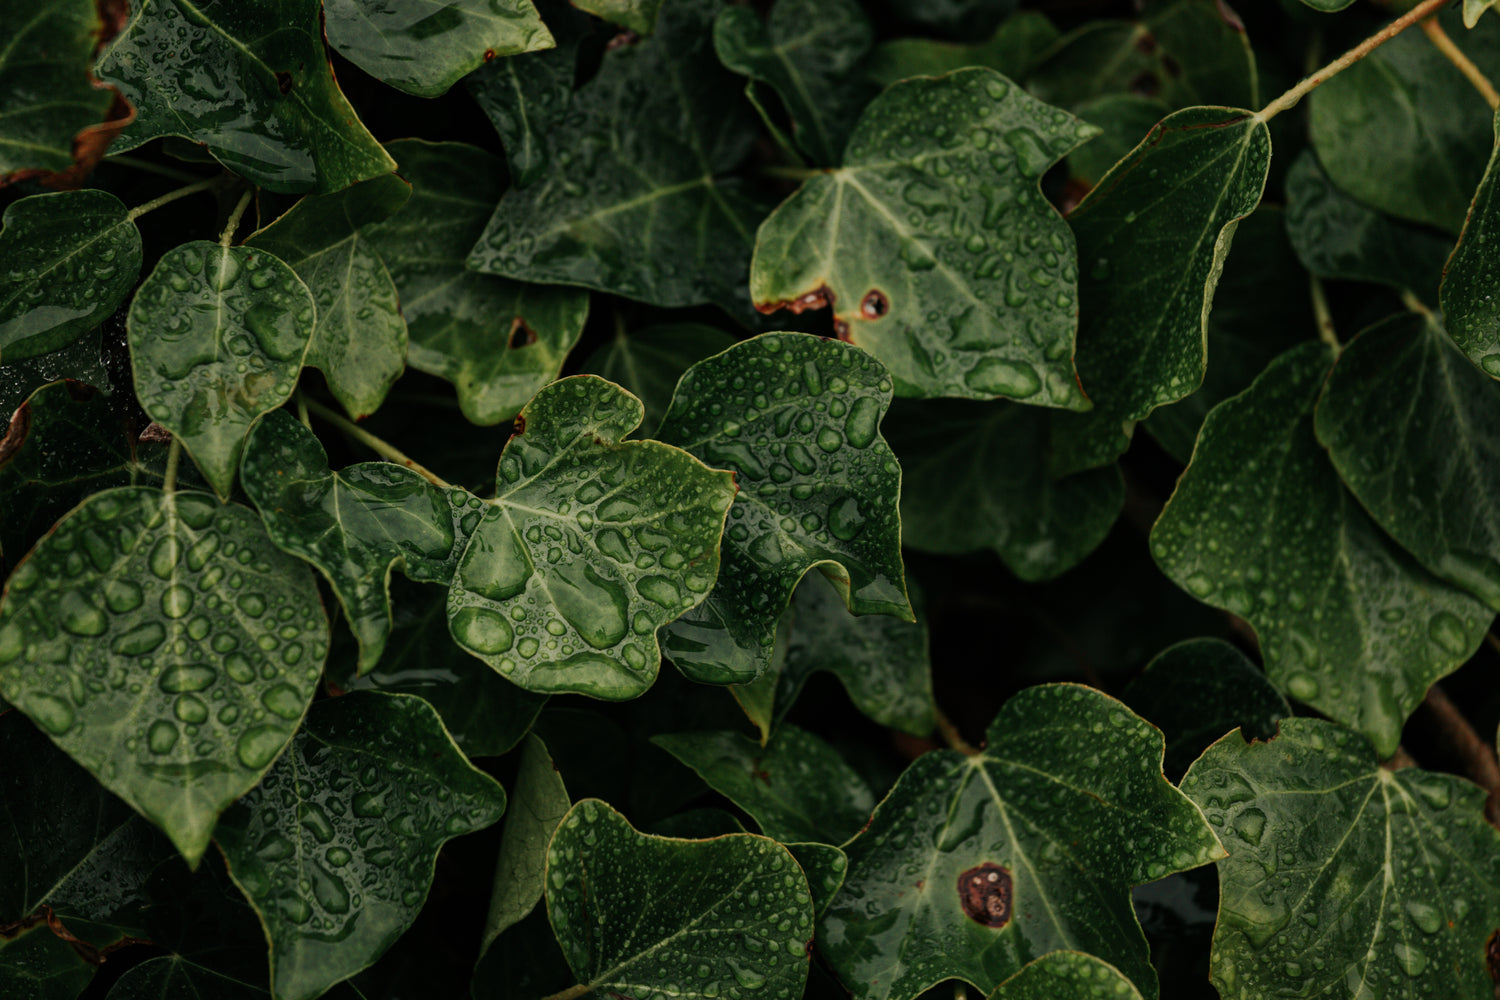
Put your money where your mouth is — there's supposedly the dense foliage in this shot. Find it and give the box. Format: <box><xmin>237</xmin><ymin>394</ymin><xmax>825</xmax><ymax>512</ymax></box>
<box><xmin>2</xmin><ymin>0</ymin><xmax>1500</xmax><ymax>998</ymax></box>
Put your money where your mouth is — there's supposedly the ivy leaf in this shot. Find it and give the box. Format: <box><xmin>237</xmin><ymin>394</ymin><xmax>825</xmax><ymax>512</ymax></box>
<box><xmin>0</xmin><ymin>191</ymin><xmax>142</xmax><ymax>363</ymax></box>
<box><xmin>0</xmin><ymin>328</ymin><xmax>111</xmax><ymax>424</ymax></box>
<box><xmin>0</xmin><ymin>487</ymin><xmax>329</xmax><ymax>866</ymax></box>
<box><xmin>573</xmin><ymin>0</ymin><xmax>663</xmax><ymax>34</ymax></box>
<box><xmin>653</xmin><ymin>724</ymin><xmax>875</xmax><ymax>844</ymax></box>
<box><xmin>713</xmin><ymin>0</ymin><xmax>876</xmax><ymax>167</ymax></box>
<box><xmin>215</xmin><ymin>691</ymin><xmax>507</xmax><ymax>1000</ymax></box>
<box><xmin>1182</xmin><ymin>719</ymin><xmax>1500</xmax><ymax>999</ymax></box>
<box><xmin>1442</xmin><ymin>109</ymin><xmax>1500</xmax><ymax>373</ymax></box>
<box><xmin>1067</xmin><ymin>94</ymin><xmax>1170</xmax><ymax>189</ymax></box>
<box><xmin>0</xmin><ymin>0</ymin><xmax>116</xmax><ymax>177</ymax></box>
<box><xmin>96</xmin><ymin>0</ymin><xmax>395</xmax><ymax>194</ymax></box>
<box><xmin>989</xmin><ymin>952</ymin><xmax>1144</xmax><ymax>1000</ymax></box>
<box><xmin>0</xmin><ymin>923</ymin><xmax>94</xmax><ymax>1000</ymax></box>
<box><xmin>478</xmin><ymin>734</ymin><xmax>569</xmax><ymax>958</ymax></box>
<box><xmin>362</xmin><ymin>139</ymin><xmax>589</xmax><ymax>426</ymax></box>
<box><xmin>751</xmin><ymin>68</ymin><xmax>1098</xmax><ymax>406</ymax></box>
<box><xmin>818</xmin><ymin>684</ymin><xmax>1224</xmax><ymax>1000</ymax></box>
<box><xmin>447</xmin><ymin>376</ymin><xmax>737</xmax><ymax>700</ymax></box>
<box><xmin>545</xmin><ymin>799</ymin><xmax>813</xmax><ymax>1000</ymax></box>
<box><xmin>1151</xmin><ymin>342</ymin><xmax>1491</xmax><ymax>756</ymax></box>
<box><xmin>467</xmin><ymin>0</ymin><xmax>769</xmax><ymax>313</ymax></box>
<box><xmin>1468</xmin><ymin>0</ymin><xmax>1500</xmax><ymax>27</ymax></box>
<box><xmin>321</xmin><ymin>0</ymin><xmax>554</xmax><ymax>99</ymax></box>
<box><xmin>656</xmin><ymin>334</ymin><xmax>910</xmax><ymax>684</ymax></box>
<box><xmin>579</xmin><ymin>323</ymin><xmax>739</xmax><ymax>435</ymax></box>
<box><xmin>128</xmin><ymin>243</ymin><xmax>316</xmax><ymax>498</ymax></box>
<box><xmin>244</xmin><ymin>174</ymin><xmax>412</xmax><ymax>420</ymax></box>
<box><xmin>787</xmin><ymin>842</ymin><xmax>847</xmax><ymax>920</ymax></box>
<box><xmin>865</xmin><ymin>11</ymin><xmax>1060</xmax><ymax>90</ymax></box>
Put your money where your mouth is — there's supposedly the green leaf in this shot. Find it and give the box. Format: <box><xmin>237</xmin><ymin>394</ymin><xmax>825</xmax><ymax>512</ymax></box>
<box><xmin>128</xmin><ymin>242</ymin><xmax>316</xmax><ymax>498</ymax></box>
<box><xmin>479</xmin><ymin>734</ymin><xmax>569</xmax><ymax>957</ymax></box>
<box><xmin>1151</xmin><ymin>342</ymin><xmax>1491</xmax><ymax>756</ymax></box>
<box><xmin>883</xmin><ymin>0</ymin><xmax>1015</xmax><ymax>38</ymax></box>
<box><xmin>988</xmin><ymin>952</ymin><xmax>1144</xmax><ymax>1000</ymax></box>
<box><xmin>1067</xmin><ymin>94</ymin><xmax>1171</xmax><ymax>189</ymax></box>
<box><xmin>545</xmin><ymin>798</ymin><xmax>813</xmax><ymax>999</ymax></box>
<box><xmin>886</xmin><ymin>397</ymin><xmax>1124</xmax><ymax>580</ymax></box>
<box><xmin>1182</xmin><ymin>719</ymin><xmax>1500</xmax><ymax>999</ymax></box>
<box><xmin>467</xmin><ymin>0</ymin><xmax>769</xmax><ymax>312</ymax></box>
<box><xmin>656</xmin><ymin>334</ymin><xmax>910</xmax><ymax>684</ymax></box>
<box><xmin>653</xmin><ymin>724</ymin><xmax>875</xmax><ymax>844</ymax></box>
<box><xmin>571</xmin><ymin>0</ymin><xmax>662</xmax><ymax>34</ymax></box>
<box><xmin>241</xmin><ymin>411</ymin><xmax>478</xmax><ymax>673</ymax></box>
<box><xmin>786</xmin><ymin>841</ymin><xmax>847</xmax><ymax>920</ymax></box>
<box><xmin>321</xmin><ymin>0</ymin><xmax>554</xmax><ymax>99</ymax></box>
<box><xmin>1316</xmin><ymin>310</ymin><xmax>1500</xmax><ymax>612</ymax></box>
<box><xmin>0</xmin><ymin>0</ymin><xmax>115</xmax><ymax>177</ymax></box>
<box><xmin>215</xmin><ymin>691</ymin><xmax>507</xmax><ymax>1000</ymax></box>
<box><xmin>1442</xmin><ymin>109</ymin><xmax>1500</xmax><ymax>373</ymax></box>
<box><xmin>1294</xmin><ymin>0</ymin><xmax>1354</xmax><ymax>10</ymax></box>
<box><xmin>579</xmin><ymin>323</ymin><xmax>739</xmax><ymax>435</ymax></box>
<box><xmin>0</xmin><ymin>487</ymin><xmax>329</xmax><ymax>866</ymax></box>
<box><xmin>104</xmin><ymin>956</ymin><xmax>268</xmax><ymax>1000</ymax></box>
<box><xmin>363</xmin><ymin>139</ymin><xmax>589</xmax><ymax>426</ymax></box>
<box><xmin>0</xmin><ymin>924</ymin><xmax>94</xmax><ymax>1000</ymax></box>
<box><xmin>1057</xmin><ymin>106</ymin><xmax>1271</xmax><ymax>475</ymax></box>
<box><xmin>447</xmin><ymin>376</ymin><xmax>737</xmax><ymax>699</ymax></box>
<box><xmin>1468</xmin><ymin>0</ymin><xmax>1500</xmax><ymax>28</ymax></box>
<box><xmin>818</xmin><ymin>684</ymin><xmax>1224</xmax><ymax>1000</ymax></box>
<box><xmin>864</xmin><ymin>11</ymin><xmax>1060</xmax><ymax>90</ymax></box>
<box><xmin>713</xmin><ymin>0</ymin><xmax>875</xmax><ymax>166</ymax></box>
<box><xmin>96</xmin><ymin>0</ymin><xmax>396</xmax><ymax>194</ymax></box>
<box><xmin>0</xmin><ymin>329</ymin><xmax>110</xmax><ymax>424</ymax></box>
<box><xmin>750</xmin><ymin>68</ymin><xmax>1098</xmax><ymax>405</ymax></box>
<box><xmin>244</xmin><ymin>174</ymin><xmax>412</xmax><ymax>420</ymax></box>
<box><xmin>0</xmin><ymin>191</ymin><xmax>142</xmax><ymax>363</ymax></box>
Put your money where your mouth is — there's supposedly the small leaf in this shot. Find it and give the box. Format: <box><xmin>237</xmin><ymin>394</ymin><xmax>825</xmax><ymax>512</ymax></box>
<box><xmin>751</xmin><ymin>68</ymin><xmax>1098</xmax><ymax>405</ymax></box>
<box><xmin>1443</xmin><ymin>109</ymin><xmax>1500</xmax><ymax>373</ymax></box>
<box><xmin>657</xmin><ymin>333</ymin><xmax>910</xmax><ymax>684</ymax></box>
<box><xmin>322</xmin><ymin>0</ymin><xmax>555</xmax><ymax>99</ymax></box>
<box><xmin>819</xmin><ymin>684</ymin><xmax>1223</xmax><ymax>1000</ymax></box>
<box><xmin>478</xmin><ymin>733</ymin><xmax>570</xmax><ymax>955</ymax></box>
<box><xmin>579</xmin><ymin>322</ymin><xmax>739</xmax><ymax>434</ymax></box>
<box><xmin>571</xmin><ymin>0</ymin><xmax>662</xmax><ymax>34</ymax></box>
<box><xmin>0</xmin><ymin>191</ymin><xmax>142</xmax><ymax>363</ymax></box>
<box><xmin>215</xmin><ymin>691</ymin><xmax>507</xmax><ymax>1000</ymax></box>
<box><xmin>545</xmin><ymin>799</ymin><xmax>813</xmax><ymax>1000</ymax></box>
<box><xmin>786</xmin><ymin>842</ymin><xmax>846</xmax><ymax>920</ymax></box>
<box><xmin>447</xmin><ymin>376</ymin><xmax>737</xmax><ymax>699</ymax></box>
<box><xmin>865</xmin><ymin>11</ymin><xmax>1060</xmax><ymax>90</ymax></box>
<box><xmin>1068</xmin><ymin>94</ymin><xmax>1171</xmax><ymax>188</ymax></box>
<box><xmin>988</xmin><ymin>952</ymin><xmax>1144</xmax><ymax>1000</ymax></box>
<box><xmin>1182</xmin><ymin>719</ymin><xmax>1500</xmax><ymax>999</ymax></box>
<box><xmin>0</xmin><ymin>0</ymin><xmax>116</xmax><ymax>177</ymax></box>
<box><xmin>0</xmin><ymin>487</ymin><xmax>329</xmax><ymax>866</ymax></box>
<box><xmin>1468</xmin><ymin>0</ymin><xmax>1500</xmax><ymax>28</ymax></box>
<box><xmin>0</xmin><ymin>328</ymin><xmax>111</xmax><ymax>424</ymax></box>
<box><xmin>128</xmin><ymin>243</ymin><xmax>316</xmax><ymax>498</ymax></box>
<box><xmin>1151</xmin><ymin>342</ymin><xmax>1491</xmax><ymax>756</ymax></box>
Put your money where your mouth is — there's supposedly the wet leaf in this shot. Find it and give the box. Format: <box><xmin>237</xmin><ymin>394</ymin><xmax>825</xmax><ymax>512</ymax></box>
<box><xmin>1068</xmin><ymin>94</ymin><xmax>1171</xmax><ymax>189</ymax></box>
<box><xmin>865</xmin><ymin>11</ymin><xmax>1059</xmax><ymax>90</ymax></box>
<box><xmin>244</xmin><ymin>174</ymin><xmax>412</xmax><ymax>420</ymax></box>
<box><xmin>104</xmin><ymin>955</ymin><xmax>269</xmax><ymax>1000</ymax></box>
<box><xmin>988</xmin><ymin>952</ymin><xmax>1144</xmax><ymax>1000</ymax></box>
<box><xmin>1151</xmin><ymin>342</ymin><xmax>1491</xmax><ymax>756</ymax></box>
<box><xmin>787</xmin><ymin>841</ymin><xmax>847</xmax><ymax>920</ymax></box>
<box><xmin>96</xmin><ymin>0</ymin><xmax>395</xmax><ymax>193</ymax></box>
<box><xmin>447</xmin><ymin>376</ymin><xmax>737</xmax><ymax>699</ymax></box>
<box><xmin>571</xmin><ymin>0</ymin><xmax>662</xmax><ymax>34</ymax></box>
<box><xmin>656</xmin><ymin>334</ymin><xmax>910</xmax><ymax>684</ymax></box>
<box><xmin>0</xmin><ymin>329</ymin><xmax>110</xmax><ymax>424</ymax></box>
<box><xmin>819</xmin><ymin>684</ymin><xmax>1223</xmax><ymax>1000</ymax></box>
<box><xmin>1442</xmin><ymin>109</ymin><xmax>1500</xmax><ymax>372</ymax></box>
<box><xmin>1182</xmin><ymin>719</ymin><xmax>1500</xmax><ymax>1000</ymax></box>
<box><xmin>363</xmin><ymin>140</ymin><xmax>588</xmax><ymax>426</ymax></box>
<box><xmin>0</xmin><ymin>487</ymin><xmax>329</xmax><ymax>866</ymax></box>
<box><xmin>478</xmin><ymin>734</ymin><xmax>569</xmax><ymax>956</ymax></box>
<box><xmin>0</xmin><ymin>191</ymin><xmax>142</xmax><ymax>363</ymax></box>
<box><xmin>545</xmin><ymin>798</ymin><xmax>813</xmax><ymax>1000</ymax></box>
<box><xmin>0</xmin><ymin>0</ymin><xmax>116</xmax><ymax>177</ymax></box>
<box><xmin>322</xmin><ymin>0</ymin><xmax>554</xmax><ymax>99</ymax></box>
<box><xmin>128</xmin><ymin>243</ymin><xmax>316</xmax><ymax>498</ymax></box>
<box><xmin>579</xmin><ymin>323</ymin><xmax>739</xmax><ymax>435</ymax></box>
<box><xmin>215</xmin><ymin>691</ymin><xmax>507</xmax><ymax>1000</ymax></box>
<box><xmin>751</xmin><ymin>68</ymin><xmax>1098</xmax><ymax>405</ymax></box>
<box><xmin>0</xmin><ymin>923</ymin><xmax>94</xmax><ymax>1000</ymax></box>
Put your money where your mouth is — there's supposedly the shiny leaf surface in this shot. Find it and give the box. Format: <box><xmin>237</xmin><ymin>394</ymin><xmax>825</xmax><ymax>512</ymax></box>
<box><xmin>572</xmin><ymin>0</ymin><xmax>662</xmax><ymax>34</ymax></box>
<box><xmin>864</xmin><ymin>11</ymin><xmax>1059</xmax><ymax>90</ymax></box>
<box><xmin>0</xmin><ymin>0</ymin><xmax>115</xmax><ymax>177</ymax></box>
<box><xmin>988</xmin><ymin>952</ymin><xmax>1144</xmax><ymax>1000</ymax></box>
<box><xmin>1442</xmin><ymin>108</ymin><xmax>1500</xmax><ymax>372</ymax></box>
<box><xmin>579</xmin><ymin>323</ymin><xmax>739</xmax><ymax>435</ymax></box>
<box><xmin>0</xmin><ymin>328</ymin><xmax>110</xmax><ymax>425</ymax></box>
<box><xmin>479</xmin><ymin>733</ymin><xmax>569</xmax><ymax>956</ymax></box>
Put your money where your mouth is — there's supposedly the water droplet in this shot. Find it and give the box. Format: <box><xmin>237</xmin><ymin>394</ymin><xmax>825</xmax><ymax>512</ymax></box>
<box><xmin>451</xmin><ymin>606</ymin><xmax>514</xmax><ymax>655</ymax></box>
<box><xmin>237</xmin><ymin>726</ymin><xmax>285</xmax><ymax>769</ymax></box>
<box><xmin>964</xmin><ymin>358</ymin><xmax>1041</xmax><ymax>399</ymax></box>
<box><xmin>828</xmin><ymin>496</ymin><xmax>866</xmax><ymax>541</ymax></box>
<box><xmin>147</xmin><ymin>720</ymin><xmax>179</xmax><ymax>755</ymax></box>
<box><xmin>1427</xmin><ymin>611</ymin><xmax>1469</xmax><ymax>656</ymax></box>
<box><xmin>1285</xmin><ymin>673</ymin><xmax>1319</xmax><ymax>701</ymax></box>
<box><xmin>29</xmin><ymin>693</ymin><xmax>75</xmax><ymax>734</ymax></box>
<box><xmin>60</xmin><ymin>593</ymin><xmax>107</xmax><ymax>636</ymax></box>
<box><xmin>159</xmin><ymin>664</ymin><xmax>217</xmax><ymax>693</ymax></box>
<box><xmin>261</xmin><ymin>683</ymin><xmax>303</xmax><ymax>720</ymax></box>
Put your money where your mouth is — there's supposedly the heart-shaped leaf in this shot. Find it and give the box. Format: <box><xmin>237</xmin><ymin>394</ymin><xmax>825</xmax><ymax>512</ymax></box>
<box><xmin>865</xmin><ymin>11</ymin><xmax>1060</xmax><ymax>90</ymax></box>
<box><xmin>1442</xmin><ymin>109</ymin><xmax>1500</xmax><ymax>373</ymax></box>
<box><xmin>989</xmin><ymin>952</ymin><xmax>1144</xmax><ymax>1000</ymax></box>
<box><xmin>0</xmin><ymin>0</ymin><xmax>116</xmax><ymax>177</ymax></box>
<box><xmin>0</xmin><ymin>487</ymin><xmax>329</xmax><ymax>865</ymax></box>
<box><xmin>580</xmin><ymin>323</ymin><xmax>739</xmax><ymax>435</ymax></box>
<box><xmin>103</xmin><ymin>956</ymin><xmax>268</xmax><ymax>1000</ymax></box>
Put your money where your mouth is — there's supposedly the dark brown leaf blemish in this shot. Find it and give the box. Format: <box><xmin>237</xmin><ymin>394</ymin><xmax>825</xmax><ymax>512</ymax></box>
<box><xmin>513</xmin><ymin>414</ymin><xmax>527</xmax><ymax>435</ymax></box>
<box><xmin>508</xmin><ymin>317</ymin><xmax>538</xmax><ymax>349</ymax></box>
<box><xmin>756</xmin><ymin>284</ymin><xmax>835</xmax><ymax>316</ymax></box>
<box><xmin>276</xmin><ymin>71</ymin><xmax>294</xmax><ymax>95</ymax></box>
<box><xmin>1161</xmin><ymin>54</ymin><xmax>1182</xmax><ymax>79</ymax></box>
<box><xmin>860</xmin><ymin>289</ymin><xmax>889</xmax><ymax>320</ymax></box>
<box><xmin>1130</xmin><ymin>72</ymin><xmax>1161</xmax><ymax>98</ymax></box>
<box><xmin>606</xmin><ymin>30</ymin><xmax>639</xmax><ymax>51</ymax></box>
<box><xmin>833</xmin><ymin>318</ymin><xmax>851</xmax><ymax>341</ymax></box>
<box><xmin>957</xmin><ymin>863</ymin><xmax>1012</xmax><ymax>928</ymax></box>
<box><xmin>483</xmin><ymin>48</ymin><xmax>497</xmax><ymax>62</ymax></box>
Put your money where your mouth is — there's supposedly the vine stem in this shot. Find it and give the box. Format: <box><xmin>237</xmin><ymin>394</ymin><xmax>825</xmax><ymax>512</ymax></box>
<box><xmin>934</xmin><ymin>707</ymin><xmax>978</xmax><ymax>757</ymax></box>
<box><xmin>1421</xmin><ymin>15</ymin><xmax>1500</xmax><ymax>110</ymax></box>
<box><xmin>162</xmin><ymin>438</ymin><xmax>182</xmax><ymax>494</ymax></box>
<box><xmin>1423</xmin><ymin>686</ymin><xmax>1500</xmax><ymax>792</ymax></box>
<box><xmin>539</xmin><ymin>984</ymin><xmax>592</xmax><ymax>1000</ymax></box>
<box><xmin>1256</xmin><ymin>0</ymin><xmax>1453</xmax><ymax>123</ymax></box>
<box><xmin>220</xmin><ymin>190</ymin><xmax>254</xmax><ymax>248</ymax></box>
<box><xmin>1310</xmin><ymin>277</ymin><xmax>1340</xmax><ymax>352</ymax></box>
<box><xmin>125</xmin><ymin>176</ymin><xmax>222</xmax><ymax>222</ymax></box>
<box><xmin>301</xmin><ymin>397</ymin><xmax>453</xmax><ymax>488</ymax></box>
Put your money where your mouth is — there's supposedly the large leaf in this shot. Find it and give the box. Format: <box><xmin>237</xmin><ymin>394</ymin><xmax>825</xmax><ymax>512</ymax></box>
<box><xmin>363</xmin><ymin>139</ymin><xmax>588</xmax><ymax>426</ymax></box>
<box><xmin>96</xmin><ymin>0</ymin><xmax>395</xmax><ymax>193</ymax></box>
<box><xmin>478</xmin><ymin>734</ymin><xmax>569</xmax><ymax>957</ymax></box>
<box><xmin>0</xmin><ymin>329</ymin><xmax>110</xmax><ymax>426</ymax></box>
<box><xmin>447</xmin><ymin>376</ymin><xmax>737</xmax><ymax>699</ymax></box>
<box><xmin>1151</xmin><ymin>342</ymin><xmax>1491</xmax><ymax>756</ymax></box>
<box><xmin>322</xmin><ymin>0</ymin><xmax>554</xmax><ymax>99</ymax></box>
<box><xmin>104</xmin><ymin>956</ymin><xmax>268</xmax><ymax>1000</ymax></box>
<box><xmin>544</xmin><ymin>799</ymin><xmax>813</xmax><ymax>1000</ymax></box>
<box><xmin>990</xmin><ymin>952</ymin><xmax>1144</xmax><ymax>1000</ymax></box>
<box><xmin>818</xmin><ymin>684</ymin><xmax>1223</xmax><ymax>1000</ymax></box>
<box><xmin>750</xmin><ymin>68</ymin><xmax>1098</xmax><ymax>405</ymax></box>
<box><xmin>467</xmin><ymin>0</ymin><xmax>768</xmax><ymax>312</ymax></box>
<box><xmin>0</xmin><ymin>191</ymin><xmax>142</xmax><ymax>363</ymax></box>
<box><xmin>1182</xmin><ymin>719</ymin><xmax>1500</xmax><ymax>999</ymax></box>
<box><xmin>0</xmin><ymin>487</ymin><xmax>328</xmax><ymax>865</ymax></box>
<box><xmin>244</xmin><ymin>174</ymin><xmax>412</xmax><ymax>420</ymax></box>
<box><xmin>1442</xmin><ymin>108</ymin><xmax>1500</xmax><ymax>374</ymax></box>
<box><xmin>0</xmin><ymin>0</ymin><xmax>115</xmax><ymax>177</ymax></box>
<box><xmin>864</xmin><ymin>11</ymin><xmax>1059</xmax><ymax>90</ymax></box>
<box><xmin>128</xmin><ymin>243</ymin><xmax>316</xmax><ymax>498</ymax></box>
<box><xmin>656</xmin><ymin>334</ymin><xmax>910</xmax><ymax>684</ymax></box>
<box><xmin>1067</xmin><ymin>94</ymin><xmax>1171</xmax><ymax>190</ymax></box>
<box><xmin>215</xmin><ymin>691</ymin><xmax>506</xmax><ymax>1000</ymax></box>
<box><xmin>579</xmin><ymin>323</ymin><xmax>739</xmax><ymax>435</ymax></box>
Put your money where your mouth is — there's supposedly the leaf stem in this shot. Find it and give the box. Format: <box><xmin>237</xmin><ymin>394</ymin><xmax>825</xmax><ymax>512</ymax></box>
<box><xmin>539</xmin><ymin>985</ymin><xmax>592</xmax><ymax>1000</ymax></box>
<box><xmin>1421</xmin><ymin>15</ymin><xmax>1500</xmax><ymax>110</ymax></box>
<box><xmin>125</xmin><ymin>176</ymin><xmax>223</xmax><ymax>222</ymax></box>
<box><xmin>934</xmin><ymin>706</ymin><xmax>978</xmax><ymax>757</ymax></box>
<box><xmin>1310</xmin><ymin>277</ymin><xmax>1340</xmax><ymax>353</ymax></box>
<box><xmin>163</xmin><ymin>438</ymin><xmax>182</xmax><ymax>494</ymax></box>
<box><xmin>107</xmin><ymin>154</ymin><xmax>208</xmax><ymax>184</ymax></box>
<box><xmin>220</xmin><ymin>189</ymin><xmax>254</xmax><ymax>248</ymax></box>
<box><xmin>1400</xmin><ymin>289</ymin><xmax>1433</xmax><ymax>316</ymax></box>
<box><xmin>1255</xmin><ymin>0</ymin><xmax>1453</xmax><ymax>123</ymax></box>
<box><xmin>301</xmin><ymin>397</ymin><xmax>453</xmax><ymax>488</ymax></box>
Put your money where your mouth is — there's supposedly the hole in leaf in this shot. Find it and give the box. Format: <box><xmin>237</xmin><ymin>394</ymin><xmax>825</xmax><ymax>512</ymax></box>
<box><xmin>860</xmin><ymin>289</ymin><xmax>889</xmax><ymax>320</ymax></box>
<box><xmin>509</xmin><ymin>317</ymin><xmax>538</xmax><ymax>349</ymax></box>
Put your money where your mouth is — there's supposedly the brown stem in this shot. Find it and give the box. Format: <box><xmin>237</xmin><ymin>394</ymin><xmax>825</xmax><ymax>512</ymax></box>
<box><xmin>935</xmin><ymin>706</ymin><xmax>979</xmax><ymax>757</ymax></box>
<box><xmin>1381</xmin><ymin>745</ymin><xmax>1418</xmax><ymax>771</ymax></box>
<box><xmin>1422</xmin><ymin>686</ymin><xmax>1500</xmax><ymax>792</ymax></box>
<box><xmin>539</xmin><ymin>984</ymin><xmax>592</xmax><ymax>1000</ymax></box>
<box><xmin>1421</xmin><ymin>15</ymin><xmax>1500</xmax><ymax>109</ymax></box>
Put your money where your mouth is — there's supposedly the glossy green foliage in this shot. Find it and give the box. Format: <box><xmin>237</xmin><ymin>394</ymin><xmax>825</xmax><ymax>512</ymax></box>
<box><xmin>0</xmin><ymin>327</ymin><xmax>110</xmax><ymax>422</ymax></box>
<box><xmin>865</xmin><ymin>11</ymin><xmax>1058</xmax><ymax>89</ymax></box>
<box><xmin>819</xmin><ymin>684</ymin><xmax>1222</xmax><ymax>1000</ymax></box>
<box><xmin>478</xmin><ymin>734</ymin><xmax>569</xmax><ymax>952</ymax></box>
<box><xmin>545</xmin><ymin>799</ymin><xmax>813</xmax><ymax>1000</ymax></box>
<box><xmin>990</xmin><ymin>952</ymin><xmax>1144</xmax><ymax>1000</ymax></box>
<box><xmin>0</xmin><ymin>191</ymin><xmax>141</xmax><ymax>362</ymax></box>
<box><xmin>657</xmin><ymin>334</ymin><xmax>910</xmax><ymax>683</ymax></box>
<box><xmin>0</xmin><ymin>0</ymin><xmax>114</xmax><ymax>177</ymax></box>
<box><xmin>1183</xmin><ymin>720</ymin><xmax>1500</xmax><ymax>999</ymax></box>
<box><xmin>752</xmin><ymin>68</ymin><xmax>1098</xmax><ymax>405</ymax></box>
<box><xmin>447</xmin><ymin>377</ymin><xmax>738</xmax><ymax>698</ymax></box>
<box><xmin>573</xmin><ymin>0</ymin><xmax>663</xmax><ymax>34</ymax></box>
<box><xmin>1442</xmin><ymin>109</ymin><xmax>1500</xmax><ymax>370</ymax></box>
<box><xmin>0</xmin><ymin>923</ymin><xmax>94</xmax><ymax>999</ymax></box>
<box><xmin>0</xmin><ymin>488</ymin><xmax>328</xmax><ymax>865</ymax></box>
<box><xmin>580</xmin><ymin>323</ymin><xmax>739</xmax><ymax>434</ymax></box>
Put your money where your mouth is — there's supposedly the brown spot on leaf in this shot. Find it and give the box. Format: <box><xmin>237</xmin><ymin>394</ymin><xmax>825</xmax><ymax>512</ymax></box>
<box><xmin>1161</xmin><ymin>54</ymin><xmax>1182</xmax><ymax>79</ymax></box>
<box><xmin>276</xmin><ymin>71</ymin><xmax>294</xmax><ymax>94</ymax></box>
<box><xmin>508</xmin><ymin>317</ymin><xmax>538</xmax><ymax>349</ymax></box>
<box><xmin>1130</xmin><ymin>72</ymin><xmax>1161</xmax><ymax>98</ymax></box>
<box><xmin>513</xmin><ymin>414</ymin><xmax>527</xmax><ymax>435</ymax></box>
<box><xmin>833</xmin><ymin>318</ymin><xmax>851</xmax><ymax>341</ymax></box>
<box><xmin>860</xmin><ymin>289</ymin><xmax>889</xmax><ymax>320</ymax></box>
<box><xmin>1487</xmin><ymin>928</ymin><xmax>1500</xmax><ymax>982</ymax></box>
<box><xmin>483</xmin><ymin>48</ymin><xmax>497</xmax><ymax>61</ymax></box>
<box><xmin>957</xmin><ymin>863</ymin><xmax>1012</xmax><ymax>928</ymax></box>
<box><xmin>138</xmin><ymin>422</ymin><xmax>173</xmax><ymax>444</ymax></box>
<box><xmin>606</xmin><ymin>30</ymin><xmax>639</xmax><ymax>51</ymax></box>
<box><xmin>756</xmin><ymin>284</ymin><xmax>835</xmax><ymax>316</ymax></box>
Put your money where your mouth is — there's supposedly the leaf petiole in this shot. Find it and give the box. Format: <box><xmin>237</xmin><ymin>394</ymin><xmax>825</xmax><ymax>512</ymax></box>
<box><xmin>300</xmin><ymin>395</ymin><xmax>453</xmax><ymax>488</ymax></box>
<box><xmin>1310</xmin><ymin>277</ymin><xmax>1339</xmax><ymax>353</ymax></box>
<box><xmin>125</xmin><ymin>176</ymin><xmax>224</xmax><ymax>222</ymax></box>
<box><xmin>1420</xmin><ymin>15</ymin><xmax>1500</xmax><ymax>110</ymax></box>
<box><xmin>220</xmin><ymin>189</ymin><xmax>254</xmax><ymax>248</ymax></box>
<box><xmin>162</xmin><ymin>437</ymin><xmax>182</xmax><ymax>494</ymax></box>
